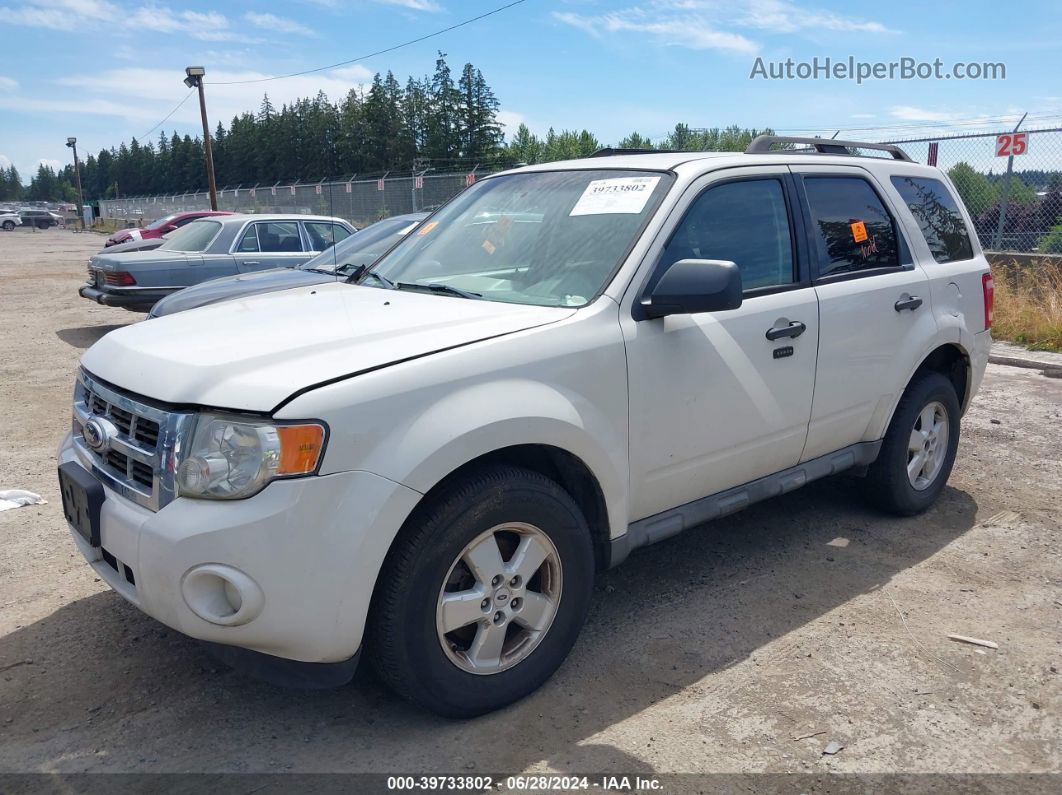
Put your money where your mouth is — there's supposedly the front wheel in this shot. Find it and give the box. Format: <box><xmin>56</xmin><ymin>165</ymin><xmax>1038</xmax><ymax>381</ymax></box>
<box><xmin>367</xmin><ymin>465</ymin><xmax>595</xmax><ymax>717</ymax></box>
<box><xmin>1</xmin><ymin>221</ymin><xmax>14</xmax><ymax>231</ymax></box>
<box><xmin>862</xmin><ymin>371</ymin><xmax>961</xmax><ymax>516</ymax></box>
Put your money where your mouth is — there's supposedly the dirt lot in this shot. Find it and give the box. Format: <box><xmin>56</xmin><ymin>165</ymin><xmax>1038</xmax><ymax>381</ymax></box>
<box><xmin>0</xmin><ymin>229</ymin><xmax>1059</xmax><ymax>784</ymax></box>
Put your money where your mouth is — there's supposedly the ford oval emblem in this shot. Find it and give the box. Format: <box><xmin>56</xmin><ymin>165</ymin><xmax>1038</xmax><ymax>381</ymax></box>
<box><xmin>83</xmin><ymin>418</ymin><xmax>109</xmax><ymax>452</ymax></box>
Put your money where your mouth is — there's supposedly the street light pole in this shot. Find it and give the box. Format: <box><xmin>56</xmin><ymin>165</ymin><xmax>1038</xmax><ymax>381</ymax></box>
<box><xmin>65</xmin><ymin>137</ymin><xmax>86</xmax><ymax>231</ymax></box>
<box><xmin>184</xmin><ymin>66</ymin><xmax>218</xmax><ymax>211</ymax></box>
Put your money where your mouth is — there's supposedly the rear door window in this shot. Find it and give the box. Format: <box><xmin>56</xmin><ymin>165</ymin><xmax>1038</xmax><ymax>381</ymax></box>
<box><xmin>803</xmin><ymin>177</ymin><xmax>900</xmax><ymax>277</ymax></box>
<box><xmin>257</xmin><ymin>222</ymin><xmax>303</xmax><ymax>253</ymax></box>
<box><xmin>890</xmin><ymin>176</ymin><xmax>974</xmax><ymax>263</ymax></box>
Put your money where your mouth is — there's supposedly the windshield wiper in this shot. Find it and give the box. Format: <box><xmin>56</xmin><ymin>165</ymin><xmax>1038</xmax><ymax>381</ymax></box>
<box><xmin>398</xmin><ymin>282</ymin><xmax>482</xmax><ymax>300</ymax></box>
<box><xmin>356</xmin><ymin>270</ymin><xmax>396</xmax><ymax>289</ymax></box>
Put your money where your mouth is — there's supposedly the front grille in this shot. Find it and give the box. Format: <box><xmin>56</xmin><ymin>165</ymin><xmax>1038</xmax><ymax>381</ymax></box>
<box><xmin>72</xmin><ymin>371</ymin><xmax>192</xmax><ymax>511</ymax></box>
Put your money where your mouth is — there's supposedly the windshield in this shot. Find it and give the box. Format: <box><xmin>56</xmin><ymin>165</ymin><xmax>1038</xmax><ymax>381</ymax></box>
<box><xmin>366</xmin><ymin>170</ymin><xmax>671</xmax><ymax>307</ymax></box>
<box><xmin>158</xmin><ymin>220</ymin><xmax>221</xmax><ymax>252</ymax></box>
<box><xmin>300</xmin><ymin>216</ymin><xmax>422</xmax><ymax>274</ymax></box>
<box><xmin>145</xmin><ymin>213</ymin><xmax>179</xmax><ymax>231</ymax></box>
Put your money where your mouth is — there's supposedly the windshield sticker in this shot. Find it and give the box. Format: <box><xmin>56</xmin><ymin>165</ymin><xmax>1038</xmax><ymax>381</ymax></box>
<box><xmin>569</xmin><ymin>176</ymin><xmax>661</xmax><ymax>216</ymax></box>
<box><xmin>417</xmin><ymin>220</ymin><xmax>439</xmax><ymax>236</ymax></box>
<box><xmin>482</xmin><ymin>239</ymin><xmax>497</xmax><ymax>255</ymax></box>
<box><xmin>850</xmin><ymin>221</ymin><xmax>868</xmax><ymax>243</ymax></box>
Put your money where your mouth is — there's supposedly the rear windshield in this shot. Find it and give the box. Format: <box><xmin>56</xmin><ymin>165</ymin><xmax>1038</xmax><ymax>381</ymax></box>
<box><xmin>145</xmin><ymin>214</ymin><xmax>179</xmax><ymax>231</ymax></box>
<box><xmin>159</xmin><ymin>220</ymin><xmax>221</xmax><ymax>252</ymax></box>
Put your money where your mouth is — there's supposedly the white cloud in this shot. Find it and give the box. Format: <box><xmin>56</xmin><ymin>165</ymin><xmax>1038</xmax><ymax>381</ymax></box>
<box><xmin>126</xmin><ymin>7</ymin><xmax>243</xmax><ymax>41</ymax></box>
<box><xmin>555</xmin><ymin>0</ymin><xmax>894</xmax><ymax>53</ymax></box>
<box><xmin>0</xmin><ymin>154</ymin><xmax>12</xmax><ymax>169</ymax></box>
<box><xmin>889</xmin><ymin>105</ymin><xmax>965</xmax><ymax>122</ymax></box>
<box><xmin>0</xmin><ymin>0</ymin><xmax>117</xmax><ymax>31</ymax></box>
<box><xmin>45</xmin><ymin>65</ymin><xmax>376</xmax><ymax>134</ymax></box>
<box><xmin>374</xmin><ymin>0</ymin><xmax>442</xmax><ymax>11</ymax></box>
<box><xmin>496</xmin><ymin>109</ymin><xmax>525</xmax><ymax>133</ymax></box>
<box><xmin>244</xmin><ymin>11</ymin><xmax>316</xmax><ymax>37</ymax></box>
<box><xmin>38</xmin><ymin>158</ymin><xmax>64</xmax><ymax>173</ymax></box>
<box><xmin>0</xmin><ymin>76</ymin><xmax>18</xmax><ymax>91</ymax></box>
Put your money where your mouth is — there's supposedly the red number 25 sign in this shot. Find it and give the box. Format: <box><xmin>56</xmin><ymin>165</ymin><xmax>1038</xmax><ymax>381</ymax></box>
<box><xmin>996</xmin><ymin>132</ymin><xmax>1028</xmax><ymax>157</ymax></box>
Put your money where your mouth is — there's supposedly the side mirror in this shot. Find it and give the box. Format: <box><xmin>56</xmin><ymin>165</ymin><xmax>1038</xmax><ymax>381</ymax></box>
<box><xmin>640</xmin><ymin>259</ymin><xmax>743</xmax><ymax>319</ymax></box>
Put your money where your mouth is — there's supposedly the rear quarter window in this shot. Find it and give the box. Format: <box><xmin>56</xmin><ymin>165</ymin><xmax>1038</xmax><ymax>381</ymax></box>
<box><xmin>890</xmin><ymin>176</ymin><xmax>974</xmax><ymax>263</ymax></box>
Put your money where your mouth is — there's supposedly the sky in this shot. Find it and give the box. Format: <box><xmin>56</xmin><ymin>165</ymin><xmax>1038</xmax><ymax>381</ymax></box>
<box><xmin>1</xmin><ymin>0</ymin><xmax>1060</xmax><ymax>182</ymax></box>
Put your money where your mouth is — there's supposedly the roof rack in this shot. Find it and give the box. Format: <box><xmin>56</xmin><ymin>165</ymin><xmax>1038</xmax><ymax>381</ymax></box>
<box><xmin>745</xmin><ymin>135</ymin><xmax>914</xmax><ymax>163</ymax></box>
<box><xmin>589</xmin><ymin>147</ymin><xmax>676</xmax><ymax>158</ymax></box>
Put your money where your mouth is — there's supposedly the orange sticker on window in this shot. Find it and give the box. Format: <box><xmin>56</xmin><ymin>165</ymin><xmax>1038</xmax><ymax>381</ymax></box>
<box><xmin>482</xmin><ymin>239</ymin><xmax>496</xmax><ymax>255</ymax></box>
<box><xmin>851</xmin><ymin>221</ymin><xmax>868</xmax><ymax>243</ymax></box>
<box><xmin>417</xmin><ymin>221</ymin><xmax>439</xmax><ymax>236</ymax></box>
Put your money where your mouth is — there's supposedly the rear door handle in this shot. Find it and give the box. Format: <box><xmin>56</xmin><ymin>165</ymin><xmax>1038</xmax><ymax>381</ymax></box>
<box><xmin>241</xmin><ymin>260</ymin><xmax>260</xmax><ymax>267</ymax></box>
<box><xmin>894</xmin><ymin>295</ymin><xmax>923</xmax><ymax>312</ymax></box>
<box><xmin>765</xmin><ymin>321</ymin><xmax>806</xmax><ymax>341</ymax></box>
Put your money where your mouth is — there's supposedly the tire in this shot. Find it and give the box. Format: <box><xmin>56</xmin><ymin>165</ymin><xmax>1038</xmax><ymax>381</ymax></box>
<box><xmin>1</xmin><ymin>221</ymin><xmax>13</xmax><ymax>231</ymax></box>
<box><xmin>862</xmin><ymin>371</ymin><xmax>960</xmax><ymax>516</ymax></box>
<box><xmin>36</xmin><ymin>220</ymin><xmax>49</xmax><ymax>230</ymax></box>
<box><xmin>367</xmin><ymin>465</ymin><xmax>595</xmax><ymax>717</ymax></box>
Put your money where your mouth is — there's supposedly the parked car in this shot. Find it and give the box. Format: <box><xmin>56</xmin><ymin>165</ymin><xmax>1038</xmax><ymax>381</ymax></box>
<box><xmin>20</xmin><ymin>208</ymin><xmax>62</xmax><ymax>229</ymax></box>
<box><xmin>98</xmin><ymin>235</ymin><xmax>168</xmax><ymax>254</ymax></box>
<box><xmin>59</xmin><ymin>138</ymin><xmax>992</xmax><ymax>716</ymax></box>
<box><xmin>79</xmin><ymin>214</ymin><xmax>355</xmax><ymax>312</ymax></box>
<box><xmin>1</xmin><ymin>211</ymin><xmax>22</xmax><ymax>231</ymax></box>
<box><xmin>104</xmin><ymin>210</ymin><xmax>233</xmax><ymax>247</ymax></box>
<box><xmin>149</xmin><ymin>213</ymin><xmax>426</xmax><ymax>317</ymax></box>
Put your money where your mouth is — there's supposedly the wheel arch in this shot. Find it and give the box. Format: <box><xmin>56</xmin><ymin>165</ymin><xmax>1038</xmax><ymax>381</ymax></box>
<box><xmin>403</xmin><ymin>443</ymin><xmax>614</xmax><ymax>573</ymax></box>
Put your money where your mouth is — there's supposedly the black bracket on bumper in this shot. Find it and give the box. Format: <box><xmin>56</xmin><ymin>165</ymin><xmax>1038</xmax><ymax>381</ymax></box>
<box><xmin>202</xmin><ymin>642</ymin><xmax>361</xmax><ymax>689</ymax></box>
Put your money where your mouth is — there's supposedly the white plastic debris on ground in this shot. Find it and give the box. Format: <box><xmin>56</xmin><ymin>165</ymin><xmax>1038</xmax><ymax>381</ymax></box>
<box><xmin>0</xmin><ymin>490</ymin><xmax>48</xmax><ymax>512</ymax></box>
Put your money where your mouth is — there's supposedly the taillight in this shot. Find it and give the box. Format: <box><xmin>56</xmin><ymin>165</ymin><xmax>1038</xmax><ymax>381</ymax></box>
<box><xmin>982</xmin><ymin>272</ymin><xmax>994</xmax><ymax>330</ymax></box>
<box><xmin>104</xmin><ymin>271</ymin><xmax>136</xmax><ymax>286</ymax></box>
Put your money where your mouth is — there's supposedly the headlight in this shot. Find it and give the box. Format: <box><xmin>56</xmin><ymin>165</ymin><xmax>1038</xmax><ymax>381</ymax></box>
<box><xmin>176</xmin><ymin>413</ymin><xmax>326</xmax><ymax>500</ymax></box>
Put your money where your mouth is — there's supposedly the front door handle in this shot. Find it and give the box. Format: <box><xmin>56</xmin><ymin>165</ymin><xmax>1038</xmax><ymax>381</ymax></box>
<box><xmin>241</xmin><ymin>260</ymin><xmax>260</xmax><ymax>267</ymax></box>
<box><xmin>894</xmin><ymin>295</ymin><xmax>923</xmax><ymax>312</ymax></box>
<box><xmin>765</xmin><ymin>321</ymin><xmax>806</xmax><ymax>341</ymax></box>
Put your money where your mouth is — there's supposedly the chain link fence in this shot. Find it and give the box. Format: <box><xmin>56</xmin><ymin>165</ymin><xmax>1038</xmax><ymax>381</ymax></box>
<box><xmin>100</xmin><ymin>128</ymin><xmax>1062</xmax><ymax>255</ymax></box>
<box><xmin>878</xmin><ymin>127</ymin><xmax>1062</xmax><ymax>254</ymax></box>
<box><xmin>98</xmin><ymin>169</ymin><xmax>494</xmax><ymax>230</ymax></box>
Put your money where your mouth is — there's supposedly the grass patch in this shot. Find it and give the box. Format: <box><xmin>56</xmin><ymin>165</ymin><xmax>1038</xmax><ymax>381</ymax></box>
<box><xmin>992</xmin><ymin>258</ymin><xmax>1062</xmax><ymax>352</ymax></box>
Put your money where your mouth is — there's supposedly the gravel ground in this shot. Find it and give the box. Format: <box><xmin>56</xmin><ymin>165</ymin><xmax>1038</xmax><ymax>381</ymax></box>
<box><xmin>0</xmin><ymin>229</ymin><xmax>1059</xmax><ymax>785</ymax></box>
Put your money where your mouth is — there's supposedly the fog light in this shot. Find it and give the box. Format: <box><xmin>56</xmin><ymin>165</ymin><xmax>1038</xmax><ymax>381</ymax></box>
<box><xmin>181</xmin><ymin>564</ymin><xmax>263</xmax><ymax>626</ymax></box>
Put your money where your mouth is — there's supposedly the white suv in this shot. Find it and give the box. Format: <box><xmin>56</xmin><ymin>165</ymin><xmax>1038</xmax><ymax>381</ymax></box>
<box><xmin>58</xmin><ymin>137</ymin><xmax>992</xmax><ymax>716</ymax></box>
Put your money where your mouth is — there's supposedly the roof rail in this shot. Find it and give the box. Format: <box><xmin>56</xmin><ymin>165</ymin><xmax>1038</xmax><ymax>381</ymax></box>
<box><xmin>589</xmin><ymin>147</ymin><xmax>675</xmax><ymax>158</ymax></box>
<box><xmin>745</xmin><ymin>135</ymin><xmax>914</xmax><ymax>163</ymax></box>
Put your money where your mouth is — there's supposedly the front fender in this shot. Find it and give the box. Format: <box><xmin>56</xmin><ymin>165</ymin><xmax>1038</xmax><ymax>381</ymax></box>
<box><xmin>381</xmin><ymin>379</ymin><xmax>628</xmax><ymax>540</ymax></box>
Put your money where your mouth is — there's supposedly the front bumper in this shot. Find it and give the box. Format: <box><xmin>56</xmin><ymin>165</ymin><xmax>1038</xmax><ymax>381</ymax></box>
<box><xmin>59</xmin><ymin>432</ymin><xmax>422</xmax><ymax>667</ymax></box>
<box><xmin>79</xmin><ymin>285</ymin><xmax>171</xmax><ymax>311</ymax></box>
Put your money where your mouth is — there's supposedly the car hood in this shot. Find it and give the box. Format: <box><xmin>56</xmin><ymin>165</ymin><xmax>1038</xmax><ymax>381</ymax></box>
<box><xmin>150</xmin><ymin>268</ymin><xmax>330</xmax><ymax>317</ymax></box>
<box><xmin>81</xmin><ymin>282</ymin><xmax>575</xmax><ymax>412</ymax></box>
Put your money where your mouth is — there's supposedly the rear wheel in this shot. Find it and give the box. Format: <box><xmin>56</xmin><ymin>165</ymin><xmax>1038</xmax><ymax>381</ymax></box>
<box><xmin>367</xmin><ymin>465</ymin><xmax>594</xmax><ymax>717</ymax></box>
<box><xmin>36</xmin><ymin>220</ymin><xmax>49</xmax><ymax>230</ymax></box>
<box><xmin>2</xmin><ymin>220</ymin><xmax>13</xmax><ymax>231</ymax></box>
<box><xmin>862</xmin><ymin>371</ymin><xmax>960</xmax><ymax>515</ymax></box>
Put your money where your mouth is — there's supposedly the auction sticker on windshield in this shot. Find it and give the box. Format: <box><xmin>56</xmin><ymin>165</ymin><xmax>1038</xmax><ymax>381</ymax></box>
<box><xmin>569</xmin><ymin>176</ymin><xmax>661</xmax><ymax>216</ymax></box>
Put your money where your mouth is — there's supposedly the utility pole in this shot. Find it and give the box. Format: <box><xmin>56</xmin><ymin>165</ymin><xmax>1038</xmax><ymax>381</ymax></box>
<box><xmin>65</xmin><ymin>136</ymin><xmax>86</xmax><ymax>231</ymax></box>
<box><xmin>184</xmin><ymin>66</ymin><xmax>218</xmax><ymax>211</ymax></box>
